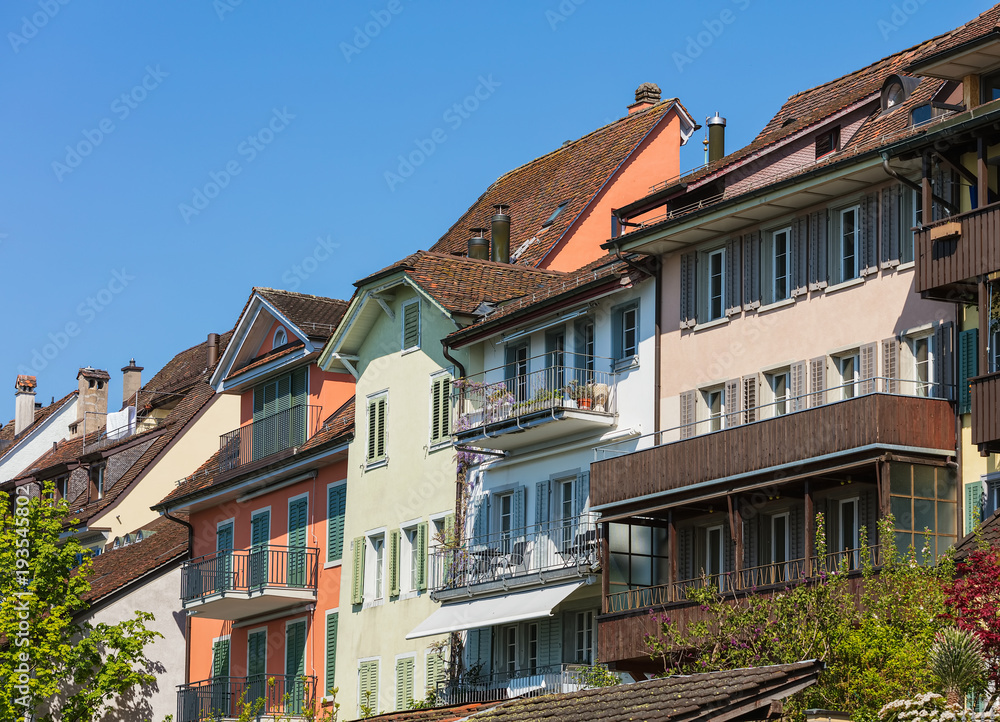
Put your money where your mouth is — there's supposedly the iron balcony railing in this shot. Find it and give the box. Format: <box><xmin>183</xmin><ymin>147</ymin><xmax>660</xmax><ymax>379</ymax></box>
<box><xmin>219</xmin><ymin>404</ymin><xmax>322</xmax><ymax>472</ymax></box>
<box><xmin>432</xmin><ymin>664</ymin><xmax>590</xmax><ymax>706</ymax></box>
<box><xmin>177</xmin><ymin>674</ymin><xmax>315</xmax><ymax>722</ymax></box>
<box><xmin>84</xmin><ymin>414</ymin><xmax>167</xmax><ymax>453</ymax></box>
<box><xmin>454</xmin><ymin>355</ymin><xmax>618</xmax><ymax>434</ymax></box>
<box><xmin>430</xmin><ymin>513</ymin><xmax>601</xmax><ymax>593</ymax></box>
<box><xmin>606</xmin><ymin>545</ymin><xmax>882</xmax><ymax>614</ymax></box>
<box><xmin>181</xmin><ymin>544</ymin><xmax>319</xmax><ymax>604</ymax></box>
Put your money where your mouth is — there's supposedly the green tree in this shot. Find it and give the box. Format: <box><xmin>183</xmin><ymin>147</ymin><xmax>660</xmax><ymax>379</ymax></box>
<box><xmin>0</xmin><ymin>483</ymin><xmax>163</xmax><ymax>722</ymax></box>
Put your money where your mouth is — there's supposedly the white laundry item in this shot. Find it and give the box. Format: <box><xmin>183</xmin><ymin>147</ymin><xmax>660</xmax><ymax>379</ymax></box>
<box><xmin>106</xmin><ymin>406</ymin><xmax>136</xmax><ymax>441</ymax></box>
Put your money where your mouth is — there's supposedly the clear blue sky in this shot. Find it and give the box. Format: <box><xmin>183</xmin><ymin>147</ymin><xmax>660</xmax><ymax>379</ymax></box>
<box><xmin>0</xmin><ymin>0</ymin><xmax>984</xmax><ymax>416</ymax></box>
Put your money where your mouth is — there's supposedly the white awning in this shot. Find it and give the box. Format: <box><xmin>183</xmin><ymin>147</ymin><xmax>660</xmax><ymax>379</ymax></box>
<box><xmin>406</xmin><ymin>581</ymin><xmax>586</xmax><ymax>640</ymax></box>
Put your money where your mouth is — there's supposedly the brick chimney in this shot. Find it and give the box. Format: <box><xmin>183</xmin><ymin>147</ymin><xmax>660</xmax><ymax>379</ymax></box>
<box><xmin>121</xmin><ymin>359</ymin><xmax>143</xmax><ymax>407</ymax></box>
<box><xmin>628</xmin><ymin>82</ymin><xmax>662</xmax><ymax>115</ymax></box>
<box><xmin>75</xmin><ymin>367</ymin><xmax>110</xmax><ymax>436</ymax></box>
<box><xmin>14</xmin><ymin>375</ymin><xmax>37</xmax><ymax>437</ymax></box>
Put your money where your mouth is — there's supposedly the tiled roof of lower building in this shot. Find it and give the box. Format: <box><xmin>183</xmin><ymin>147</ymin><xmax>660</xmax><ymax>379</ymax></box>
<box><xmin>351</xmin><ymin>701</ymin><xmax>503</xmax><ymax>722</ymax></box>
<box><xmin>954</xmin><ymin>508</ymin><xmax>1000</xmax><ymax>561</ymax></box>
<box><xmin>468</xmin><ymin>660</ymin><xmax>824</xmax><ymax>722</ymax></box>
<box><xmin>255</xmin><ymin>288</ymin><xmax>348</xmax><ymax>341</ymax></box>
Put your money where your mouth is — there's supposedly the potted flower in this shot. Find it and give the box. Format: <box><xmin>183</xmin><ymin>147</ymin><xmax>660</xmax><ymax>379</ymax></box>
<box><xmin>567</xmin><ymin>379</ymin><xmax>595</xmax><ymax>410</ymax></box>
<box><xmin>592</xmin><ymin>383</ymin><xmax>609</xmax><ymax>413</ymax></box>
<box><xmin>485</xmin><ymin>386</ymin><xmax>514</xmax><ymax>422</ymax></box>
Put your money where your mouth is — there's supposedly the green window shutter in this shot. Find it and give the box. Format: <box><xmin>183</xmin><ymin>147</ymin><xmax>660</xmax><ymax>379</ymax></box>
<box><xmin>966</xmin><ymin>481</ymin><xmax>983</xmax><ymax>536</ymax></box>
<box><xmin>395</xmin><ymin>657</ymin><xmax>414</xmax><ymax>711</ymax></box>
<box><xmin>440</xmin><ymin>377</ymin><xmax>451</xmax><ymax>439</ymax></box>
<box><xmin>538</xmin><ymin>616</ymin><xmax>563</xmax><ymax>668</ymax></box>
<box><xmin>416</xmin><ymin>522</ymin><xmax>428</xmax><ymax>591</ymax></box>
<box><xmin>403</xmin><ymin>302</ymin><xmax>420</xmax><ymax>350</ymax></box>
<box><xmin>430</xmin><ymin>376</ymin><xmax>452</xmax><ymax>445</ymax></box>
<box><xmin>351</xmin><ymin>537</ymin><xmax>365</xmax><ymax>605</ymax></box>
<box><xmin>325</xmin><ymin>613</ymin><xmax>338</xmax><ymax>697</ymax></box>
<box><xmin>377</xmin><ymin>398</ymin><xmax>387</xmax><ymax>458</ymax></box>
<box><xmin>291</xmin><ymin>367</ymin><xmax>308</xmax><ymax>407</ymax></box>
<box><xmin>367</xmin><ymin>401</ymin><xmax>377</xmax><ymax>461</ymax></box>
<box><xmin>276</xmin><ymin>374</ymin><xmax>292</xmax><ymax>413</ymax></box>
<box><xmin>212</xmin><ymin>638</ymin><xmax>230</xmax><ymax>678</ymax></box>
<box><xmin>327</xmin><ymin>485</ymin><xmax>347</xmax><ymax>562</ymax></box>
<box><xmin>388</xmin><ymin>529</ymin><xmax>400</xmax><ymax>597</ymax></box>
<box><xmin>253</xmin><ymin>385</ymin><xmax>266</xmax><ymax>420</ymax></box>
<box><xmin>426</xmin><ymin>653</ymin><xmax>444</xmax><ymax>694</ymax></box>
<box><xmin>512</xmin><ymin>486</ymin><xmax>526</xmax><ymax>534</ymax></box>
<box><xmin>360</xmin><ymin>660</ymin><xmax>379</xmax><ymax>714</ymax></box>
<box><xmin>443</xmin><ymin>514</ymin><xmax>456</xmax><ymax>546</ymax></box>
<box><xmin>286</xmin><ymin>620</ymin><xmax>306</xmax><ymax>677</ymax></box>
<box><xmin>367</xmin><ymin>397</ymin><xmax>387</xmax><ymax>462</ymax></box>
<box><xmin>536</xmin><ymin>481</ymin><xmax>550</xmax><ymax>525</ymax></box>
<box><xmin>959</xmin><ymin>329</ymin><xmax>978</xmax><ymax>415</ymax></box>
<box><xmin>248</xmin><ymin>630</ymin><xmax>266</xmax><ymax>679</ymax></box>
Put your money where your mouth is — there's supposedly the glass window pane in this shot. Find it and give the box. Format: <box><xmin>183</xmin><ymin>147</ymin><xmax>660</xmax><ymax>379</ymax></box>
<box><xmin>913</xmin><ymin>466</ymin><xmax>935</xmax><ymax>498</ymax></box>
<box><xmin>937</xmin><ymin>536</ymin><xmax>957</xmax><ymax>559</ymax></box>
<box><xmin>937</xmin><ymin>469</ymin><xmax>958</xmax><ymax>501</ymax></box>
<box><xmin>889</xmin><ymin>464</ymin><xmax>911</xmax><ymax>495</ymax></box>
<box><xmin>891</xmin><ymin>497</ymin><xmax>912</xmax><ymax>531</ymax></box>
<box><xmin>652</xmin><ymin>526</ymin><xmax>669</xmax><ymax>556</ymax></box>
<box><xmin>631</xmin><ymin>525</ymin><xmax>652</xmax><ymax>555</ymax></box>
<box><xmin>609</xmin><ymin>523</ymin><xmax>629</xmax><ymax>552</ymax></box>
<box><xmin>630</xmin><ymin>556</ymin><xmax>652</xmax><ymax>587</ymax></box>
<box><xmin>937</xmin><ymin>502</ymin><xmax>956</xmax><ymax>535</ymax></box>
<box><xmin>914</xmin><ymin>498</ymin><xmax>935</xmax><ymax>532</ymax></box>
<box><xmin>608</xmin><ymin>554</ymin><xmax>629</xmax><ymax>585</ymax></box>
<box><xmin>653</xmin><ymin>557</ymin><xmax>670</xmax><ymax>586</ymax></box>
<box><xmin>894</xmin><ymin>531</ymin><xmax>913</xmax><ymax>556</ymax></box>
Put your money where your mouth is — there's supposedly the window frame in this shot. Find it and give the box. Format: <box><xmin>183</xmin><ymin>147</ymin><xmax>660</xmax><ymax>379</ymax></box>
<box><xmin>705</xmin><ymin>247</ymin><xmax>726</xmax><ymax>322</ymax></box>
<box><xmin>90</xmin><ymin>463</ymin><xmax>106</xmax><ymax>500</ymax></box>
<box><xmin>365</xmin><ymin>392</ymin><xmax>388</xmax><ymax>466</ymax></box>
<box><xmin>611</xmin><ymin>301</ymin><xmax>640</xmax><ymax>366</ymax></box>
<box><xmin>765</xmin><ymin>368</ymin><xmax>790</xmax><ymax>418</ymax></box>
<box><xmin>428</xmin><ymin>371</ymin><xmax>453</xmax><ymax>449</ymax></box>
<box><xmin>834</xmin><ymin>205</ymin><xmax>861</xmax><ymax>284</ymax></box>
<box><xmin>702</xmin><ymin>384</ymin><xmax>725</xmax><ymax>432</ymax></box>
<box><xmin>365</xmin><ymin>532</ymin><xmax>387</xmax><ymax>603</ymax></box>
<box><xmin>835</xmin><ymin>351</ymin><xmax>861</xmax><ymax>400</ymax></box>
<box><xmin>904</xmin><ymin>331</ymin><xmax>935</xmax><ymax>398</ymax></box>
<box><xmin>575</xmin><ymin>610</ymin><xmax>595</xmax><ymax>665</ymax></box>
<box><xmin>765</xmin><ymin>226</ymin><xmax>792</xmax><ymax>304</ymax></box>
<box><xmin>705</xmin><ymin>524</ymin><xmax>725</xmax><ymax>588</ymax></box>
<box><xmin>272</xmin><ymin>326</ymin><xmax>288</xmax><ymax>348</ymax></box>
<box><xmin>815</xmin><ymin>127</ymin><xmax>841</xmax><ymax>159</ymax></box>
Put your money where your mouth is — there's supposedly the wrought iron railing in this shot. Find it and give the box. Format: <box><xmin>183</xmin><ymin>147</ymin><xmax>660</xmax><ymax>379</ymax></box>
<box><xmin>181</xmin><ymin>545</ymin><xmax>319</xmax><ymax>603</ymax></box>
<box><xmin>219</xmin><ymin>404</ymin><xmax>322</xmax><ymax>472</ymax></box>
<box><xmin>433</xmin><ymin>664</ymin><xmax>589</xmax><ymax>706</ymax></box>
<box><xmin>430</xmin><ymin>513</ymin><xmax>601</xmax><ymax>593</ymax></box>
<box><xmin>177</xmin><ymin>674</ymin><xmax>315</xmax><ymax>722</ymax></box>
<box><xmin>85</xmin><ymin>414</ymin><xmax>167</xmax><ymax>453</ymax></box>
<box><xmin>454</xmin><ymin>356</ymin><xmax>617</xmax><ymax>434</ymax></box>
<box><xmin>606</xmin><ymin>545</ymin><xmax>882</xmax><ymax>613</ymax></box>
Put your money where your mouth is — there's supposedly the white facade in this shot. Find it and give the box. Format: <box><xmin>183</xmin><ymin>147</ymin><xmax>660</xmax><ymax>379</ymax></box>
<box><xmin>0</xmin><ymin>395</ymin><xmax>77</xmax><ymax>486</ymax></box>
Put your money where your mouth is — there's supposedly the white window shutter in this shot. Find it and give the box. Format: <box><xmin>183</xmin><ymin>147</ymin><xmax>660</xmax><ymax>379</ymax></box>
<box><xmin>679</xmin><ymin>390</ymin><xmax>697</xmax><ymax>439</ymax></box>
<box><xmin>860</xmin><ymin>343</ymin><xmax>878</xmax><ymax>394</ymax></box>
<box><xmin>742</xmin><ymin>375</ymin><xmax>758</xmax><ymax>424</ymax></box>
<box><xmin>725</xmin><ymin>378</ymin><xmax>741</xmax><ymax>428</ymax></box>
<box><xmin>790</xmin><ymin>361</ymin><xmax>807</xmax><ymax>412</ymax></box>
<box><xmin>809</xmin><ymin>357</ymin><xmax>827</xmax><ymax>408</ymax></box>
<box><xmin>882</xmin><ymin>337</ymin><xmax>899</xmax><ymax>394</ymax></box>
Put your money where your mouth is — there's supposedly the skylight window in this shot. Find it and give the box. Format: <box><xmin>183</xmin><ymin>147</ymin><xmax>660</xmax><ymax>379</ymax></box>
<box><xmin>542</xmin><ymin>201</ymin><xmax>570</xmax><ymax>228</ymax></box>
<box><xmin>815</xmin><ymin>127</ymin><xmax>840</xmax><ymax>159</ymax></box>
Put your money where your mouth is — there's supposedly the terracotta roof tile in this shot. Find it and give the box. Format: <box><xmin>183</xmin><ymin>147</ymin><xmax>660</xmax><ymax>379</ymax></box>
<box><xmin>954</xmin><ymin>507</ymin><xmax>1000</xmax><ymax>560</ymax></box>
<box><xmin>428</xmin><ymin>101</ymin><xmax>689</xmax><ymax>268</ymax></box>
<box><xmin>225</xmin><ymin>341</ymin><xmax>308</xmax><ymax>381</ymax></box>
<box><xmin>353</xmin><ymin>701</ymin><xmax>502</xmax><ymax>722</ymax></box>
<box><xmin>916</xmin><ymin>4</ymin><xmax>1000</xmax><ymax>59</ymax></box>
<box><xmin>469</xmin><ymin>660</ymin><xmax>823</xmax><ymax>722</ymax></box>
<box><xmin>255</xmin><ymin>288</ymin><xmax>348</xmax><ymax>341</ymax></box>
<box><xmin>0</xmin><ymin>390</ymin><xmax>77</xmax><ymax>461</ymax></box>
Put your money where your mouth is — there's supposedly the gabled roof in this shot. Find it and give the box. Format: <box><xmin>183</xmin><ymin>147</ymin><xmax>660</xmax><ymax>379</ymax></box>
<box><xmin>954</xmin><ymin>507</ymin><xmax>1000</xmax><ymax>561</ymax></box>
<box><xmin>0</xmin><ymin>390</ymin><xmax>77</xmax><ymax>461</ymax></box>
<box><xmin>156</xmin><ymin>396</ymin><xmax>355</xmax><ymax>509</ymax></box>
<box><xmin>210</xmin><ymin>287</ymin><xmax>348</xmax><ymax>391</ymax></box>
<box><xmin>82</xmin><ymin>514</ymin><xmax>188</xmax><ymax>605</ymax></box>
<box><xmin>468</xmin><ymin>660</ymin><xmax>824</xmax><ymax>722</ymax></box>
<box><xmin>13</xmin><ymin>333</ymin><xmax>233</xmax><ymax>526</ymax></box>
<box><xmin>353</xmin><ymin>701</ymin><xmax>503</xmax><ymax>722</ymax></box>
<box><xmin>429</xmin><ymin>99</ymin><xmax>694</xmax><ymax>268</ymax></box>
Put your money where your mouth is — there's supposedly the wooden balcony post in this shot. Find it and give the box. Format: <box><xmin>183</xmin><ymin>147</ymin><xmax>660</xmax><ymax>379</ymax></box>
<box><xmin>600</xmin><ymin>523</ymin><xmax>609</xmax><ymax>614</ymax></box>
<box><xmin>804</xmin><ymin>481</ymin><xmax>814</xmax><ymax>577</ymax></box>
<box><xmin>728</xmin><ymin>495</ymin><xmax>743</xmax><ymax>586</ymax></box>
<box><xmin>922</xmin><ymin>153</ymin><xmax>933</xmax><ymax>224</ymax></box>
<box><xmin>668</xmin><ymin>511</ymin><xmax>677</xmax><ymax>604</ymax></box>
<box><xmin>978</xmin><ymin>137</ymin><xmax>990</xmax><ymax>209</ymax></box>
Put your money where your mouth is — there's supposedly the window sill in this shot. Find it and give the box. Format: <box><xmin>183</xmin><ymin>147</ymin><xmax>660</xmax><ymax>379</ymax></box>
<box><xmin>613</xmin><ymin>356</ymin><xmax>639</xmax><ymax>372</ymax></box>
<box><xmin>324</xmin><ymin>560</ymin><xmax>343</xmax><ymax>570</ymax></box>
<box><xmin>365</xmin><ymin>458</ymin><xmax>388</xmax><ymax>472</ymax></box>
<box><xmin>897</xmin><ymin>260</ymin><xmax>915</xmax><ymax>271</ymax></box>
<box><xmin>362</xmin><ymin>598</ymin><xmax>385</xmax><ymax>610</ymax></box>
<box><xmin>823</xmin><ymin>277</ymin><xmax>865</xmax><ymax>295</ymax></box>
<box><xmin>756</xmin><ymin>298</ymin><xmax>795</xmax><ymax>315</ymax></box>
<box><xmin>398</xmin><ymin>590</ymin><xmax>419</xmax><ymax>601</ymax></box>
<box><xmin>428</xmin><ymin>440</ymin><xmax>452</xmax><ymax>454</ymax></box>
<box><xmin>693</xmin><ymin>317</ymin><xmax>730</xmax><ymax>332</ymax></box>
<box><xmin>401</xmin><ymin>346</ymin><xmax>421</xmax><ymax>356</ymax></box>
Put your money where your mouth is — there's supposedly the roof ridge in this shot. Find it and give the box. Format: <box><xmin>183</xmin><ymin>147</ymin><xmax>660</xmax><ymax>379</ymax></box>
<box><xmin>254</xmin><ymin>287</ymin><xmax>348</xmax><ymax>305</ymax></box>
<box><xmin>413</xmin><ymin>250</ymin><xmax>566</xmax><ymax>275</ymax></box>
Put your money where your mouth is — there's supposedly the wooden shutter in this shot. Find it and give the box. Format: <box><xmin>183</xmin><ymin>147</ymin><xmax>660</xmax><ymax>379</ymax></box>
<box><xmin>443</xmin><ymin>514</ymin><xmax>455</xmax><ymax>545</ymax></box>
<box><xmin>367</xmin><ymin>397</ymin><xmax>387</xmax><ymax>461</ymax></box>
<box><xmin>959</xmin><ymin>329</ymin><xmax>979</xmax><ymax>415</ymax></box>
<box><xmin>790</xmin><ymin>361</ymin><xmax>807</xmax><ymax>412</ymax></box>
<box><xmin>388</xmin><ymin>529</ymin><xmax>400</xmax><ymax>597</ymax></box>
<box><xmin>966</xmin><ymin>481</ymin><xmax>984</xmax><ymax>535</ymax></box>
<box><xmin>512</xmin><ymin>487</ymin><xmax>526</xmax><ymax>538</ymax></box>
<box><xmin>725</xmin><ymin>238</ymin><xmax>742</xmax><ymax>315</ymax></box>
<box><xmin>325</xmin><ymin>613</ymin><xmax>338</xmax><ymax>697</ymax></box>
<box><xmin>286</xmin><ymin>620</ymin><xmax>306</xmax><ymax>678</ymax></box>
<box><xmin>275</xmin><ymin>374</ymin><xmax>292</xmax><ymax>414</ymax></box>
<box><xmin>861</xmin><ymin>192</ymin><xmax>879</xmax><ymax>275</ymax></box>
<box><xmin>471</xmin><ymin>495</ymin><xmax>489</xmax><ymax>548</ymax></box>
<box><xmin>742</xmin><ymin>232</ymin><xmax>762</xmax><ymax>310</ymax></box>
<box><xmin>575</xmin><ymin>472</ymin><xmax>590</xmax><ymax>516</ymax></box>
<box><xmin>808</xmin><ymin>210</ymin><xmax>828</xmax><ymax>289</ymax></box>
<box><xmin>395</xmin><ymin>657</ymin><xmax>414</xmax><ymax>711</ymax></box>
<box><xmin>416</xmin><ymin>522</ymin><xmax>428</xmax><ymax>591</ymax></box>
<box><xmin>351</xmin><ymin>537</ymin><xmax>365</xmax><ymax>605</ymax></box>
<box><xmin>678</xmin><ymin>528</ymin><xmax>693</xmax><ymax>581</ymax></box>
<box><xmin>860</xmin><ymin>343</ymin><xmax>878</xmax><ymax>395</ymax></box>
<box><xmin>248</xmin><ymin>629</ymin><xmax>266</xmax><ymax>678</ymax></box>
<box><xmin>360</xmin><ymin>660</ymin><xmax>379</xmax><ymax>713</ymax></box>
<box><xmin>881</xmin><ymin>185</ymin><xmax>901</xmax><ymax>266</ymax></box>
<box><xmin>288</xmin><ymin>498</ymin><xmax>307</xmax><ymax>548</ymax></box>
<box><xmin>936</xmin><ymin>323</ymin><xmax>955</xmax><ymax>400</ymax></box>
<box><xmin>328</xmin><ymin>485</ymin><xmax>346</xmax><ymax>562</ymax></box>
<box><xmin>679</xmin><ymin>390</ymin><xmax>697</xmax><ymax>439</ymax></box>
<box><xmin>725</xmin><ymin>378</ymin><xmax>742</xmax><ymax>428</ymax></box>
<box><xmin>212</xmin><ymin>638</ymin><xmax>230</xmax><ymax>678</ymax></box>
<box><xmin>431</xmin><ymin>376</ymin><xmax>451</xmax><ymax>443</ymax></box>
<box><xmin>742</xmin><ymin>375</ymin><xmax>758</xmax><ymax>424</ymax></box>
<box><xmin>792</xmin><ymin>217</ymin><xmax>809</xmax><ymax>297</ymax></box>
<box><xmin>536</xmin><ymin>481</ymin><xmax>550</xmax><ymax>526</ymax></box>
<box><xmin>790</xmin><ymin>505</ymin><xmax>805</xmax><ymax>562</ymax></box>
<box><xmin>291</xmin><ymin>367</ymin><xmax>307</xmax><ymax>408</ymax></box>
<box><xmin>425</xmin><ymin>653</ymin><xmax>444</xmax><ymax>694</ymax></box>
<box><xmin>680</xmin><ymin>252</ymin><xmax>698</xmax><ymax>328</ymax></box>
<box><xmin>376</xmin><ymin>398</ymin><xmax>387</xmax><ymax>458</ymax></box>
<box><xmin>882</xmin><ymin>337</ymin><xmax>900</xmax><ymax>394</ymax></box>
<box><xmin>537</xmin><ymin>616</ymin><xmax>563</xmax><ymax>668</ymax></box>
<box><xmin>809</xmin><ymin>356</ymin><xmax>827</xmax><ymax>408</ymax></box>
<box><xmin>403</xmin><ymin>302</ymin><xmax>420</xmax><ymax>349</ymax></box>
<box><xmin>466</xmin><ymin>628</ymin><xmax>492</xmax><ymax>668</ymax></box>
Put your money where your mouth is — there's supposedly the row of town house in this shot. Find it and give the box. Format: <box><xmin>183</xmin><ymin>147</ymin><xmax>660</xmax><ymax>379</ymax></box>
<box><xmin>7</xmin><ymin>6</ymin><xmax>1000</xmax><ymax>720</ymax></box>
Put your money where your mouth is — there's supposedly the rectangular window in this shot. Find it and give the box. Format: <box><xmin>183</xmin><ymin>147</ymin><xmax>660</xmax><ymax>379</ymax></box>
<box><xmin>607</xmin><ymin>523</ymin><xmax>670</xmax><ymax>596</ymax></box>
<box><xmin>611</xmin><ymin>302</ymin><xmax>640</xmax><ymax>363</ymax></box>
<box><xmin>706</xmin><ymin>525</ymin><xmax>725</xmax><ymax>589</ymax></box>
<box><xmin>703</xmin><ymin>386</ymin><xmax>724</xmax><ymax>432</ymax></box>
<box><xmin>767</xmin><ymin>370</ymin><xmax>789</xmax><ymax>417</ymax></box>
<box><xmin>528</xmin><ymin>623</ymin><xmax>538</xmax><ymax>674</ymax></box>
<box><xmin>575</xmin><ymin>611</ymin><xmax>594</xmax><ymax>665</ymax></box>
<box><xmin>429</xmin><ymin>374</ymin><xmax>452</xmax><ymax>446</ymax></box>
<box><xmin>503</xmin><ymin>625</ymin><xmax>517</xmax><ymax>674</ymax></box>
<box><xmin>908</xmin><ymin>334</ymin><xmax>934</xmax><ymax>397</ymax></box>
<box><xmin>358</xmin><ymin>660</ymin><xmax>380</xmax><ymax>717</ymax></box>
<box><xmin>55</xmin><ymin>475</ymin><xmax>68</xmax><ymax>500</ymax></box>
<box><xmin>837</xmin><ymin>353</ymin><xmax>860</xmax><ymax>399</ymax></box>
<box><xmin>505</xmin><ymin>343</ymin><xmax>530</xmax><ymax>403</ymax></box>
<box><xmin>401</xmin><ymin>526</ymin><xmax>418</xmax><ymax>594</ymax></box>
<box><xmin>366</xmin><ymin>394</ymin><xmax>387</xmax><ymax>464</ymax></box>
<box><xmin>839</xmin><ymin>498</ymin><xmax>859</xmax><ymax>563</ymax></box>
<box><xmin>770</xmin><ymin>513</ymin><xmax>789</xmax><ymax>567</ymax></box>
<box><xmin>366</xmin><ymin>534</ymin><xmax>385</xmax><ymax>602</ymax></box>
<box><xmin>707</xmin><ymin>248</ymin><xmax>725</xmax><ymax>321</ymax></box>
<box><xmin>769</xmin><ymin>228</ymin><xmax>791</xmax><ymax>303</ymax></box>
<box><xmin>547</xmin><ymin>329</ymin><xmax>566</xmax><ymax>389</ymax></box>
<box><xmin>838</xmin><ymin>206</ymin><xmax>859</xmax><ymax>282</ymax></box>
<box><xmin>582</xmin><ymin>321</ymin><xmax>595</xmax><ymax>376</ymax></box>
<box><xmin>327</xmin><ymin>484</ymin><xmax>347</xmax><ymax>563</ymax></box>
<box><xmin>90</xmin><ymin>464</ymin><xmax>105</xmax><ymax>500</ymax></box>
<box><xmin>402</xmin><ymin>301</ymin><xmax>420</xmax><ymax>351</ymax></box>
<box><xmin>891</xmin><ymin>463</ymin><xmax>958</xmax><ymax>563</ymax></box>
<box><xmin>816</xmin><ymin>127</ymin><xmax>840</xmax><ymax>158</ymax></box>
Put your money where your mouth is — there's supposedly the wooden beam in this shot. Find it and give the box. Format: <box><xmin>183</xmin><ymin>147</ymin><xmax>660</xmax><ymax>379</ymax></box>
<box><xmin>934</xmin><ymin>152</ymin><xmax>977</xmax><ymax>188</ymax></box>
<box><xmin>804</xmin><ymin>481</ymin><xmax>814</xmax><ymax>577</ymax></box>
<box><xmin>600</xmin><ymin>523</ymin><xmax>609</xmax><ymax>614</ymax></box>
<box><xmin>668</xmin><ymin>510</ymin><xmax>678</xmax><ymax>604</ymax></box>
<box><xmin>732</xmin><ymin>495</ymin><xmax>744</xmax><ymax>578</ymax></box>
<box><xmin>979</xmin><ymin>137</ymin><xmax>990</xmax><ymax>209</ymax></box>
<box><xmin>922</xmin><ymin>153</ymin><xmax>933</xmax><ymax>224</ymax></box>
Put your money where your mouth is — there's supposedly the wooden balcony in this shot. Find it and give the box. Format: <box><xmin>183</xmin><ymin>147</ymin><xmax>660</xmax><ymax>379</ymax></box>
<box><xmin>591</xmin><ymin>393</ymin><xmax>955</xmax><ymax>513</ymax></box>
<box><xmin>915</xmin><ymin>202</ymin><xmax>1000</xmax><ymax>302</ymax></box>
<box><xmin>972</xmin><ymin>372</ymin><xmax>1000</xmax><ymax>451</ymax></box>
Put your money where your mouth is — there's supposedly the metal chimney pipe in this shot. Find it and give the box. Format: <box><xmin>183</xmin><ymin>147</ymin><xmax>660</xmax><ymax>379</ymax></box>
<box><xmin>207</xmin><ymin>333</ymin><xmax>219</xmax><ymax>368</ymax></box>
<box><xmin>491</xmin><ymin>204</ymin><xmax>511</xmax><ymax>264</ymax></box>
<box><xmin>468</xmin><ymin>227</ymin><xmax>490</xmax><ymax>260</ymax></box>
<box><xmin>707</xmin><ymin>113</ymin><xmax>727</xmax><ymax>163</ymax></box>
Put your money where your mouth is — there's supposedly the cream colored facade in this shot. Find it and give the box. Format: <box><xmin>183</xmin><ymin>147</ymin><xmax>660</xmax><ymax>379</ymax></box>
<box><xmin>89</xmin><ymin>393</ymin><xmax>240</xmax><ymax>541</ymax></box>
<box><xmin>322</xmin><ymin>281</ymin><xmax>466</xmax><ymax>716</ymax></box>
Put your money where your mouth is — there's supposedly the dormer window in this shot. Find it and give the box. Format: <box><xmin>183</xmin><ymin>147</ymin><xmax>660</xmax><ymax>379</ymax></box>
<box><xmin>815</xmin><ymin>127</ymin><xmax>840</xmax><ymax>159</ymax></box>
<box><xmin>911</xmin><ymin>104</ymin><xmax>933</xmax><ymax>126</ymax></box>
<box><xmin>884</xmin><ymin>82</ymin><xmax>905</xmax><ymax>109</ymax></box>
<box><xmin>273</xmin><ymin>327</ymin><xmax>287</xmax><ymax>348</ymax></box>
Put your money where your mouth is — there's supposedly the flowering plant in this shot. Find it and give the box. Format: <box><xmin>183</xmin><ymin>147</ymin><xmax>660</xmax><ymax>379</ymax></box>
<box><xmin>878</xmin><ymin>693</ymin><xmax>987</xmax><ymax>722</ymax></box>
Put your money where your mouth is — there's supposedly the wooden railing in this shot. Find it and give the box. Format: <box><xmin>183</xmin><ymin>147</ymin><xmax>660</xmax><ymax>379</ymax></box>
<box><xmin>971</xmin><ymin>372</ymin><xmax>1000</xmax><ymax>448</ymax></box>
<box><xmin>915</xmin><ymin>202</ymin><xmax>1000</xmax><ymax>297</ymax></box>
